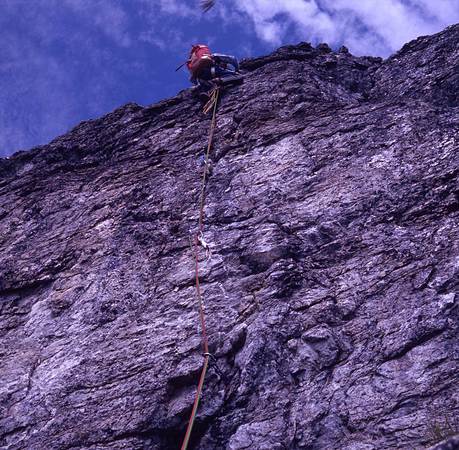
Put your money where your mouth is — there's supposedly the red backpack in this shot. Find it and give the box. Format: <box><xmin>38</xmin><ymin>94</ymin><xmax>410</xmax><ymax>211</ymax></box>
<box><xmin>187</xmin><ymin>44</ymin><xmax>213</xmax><ymax>77</ymax></box>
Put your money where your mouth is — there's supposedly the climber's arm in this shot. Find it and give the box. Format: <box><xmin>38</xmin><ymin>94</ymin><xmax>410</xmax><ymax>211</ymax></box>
<box><xmin>212</xmin><ymin>54</ymin><xmax>239</xmax><ymax>72</ymax></box>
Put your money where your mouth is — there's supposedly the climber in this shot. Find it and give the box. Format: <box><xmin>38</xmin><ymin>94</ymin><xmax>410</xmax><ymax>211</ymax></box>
<box><xmin>186</xmin><ymin>44</ymin><xmax>243</xmax><ymax>98</ymax></box>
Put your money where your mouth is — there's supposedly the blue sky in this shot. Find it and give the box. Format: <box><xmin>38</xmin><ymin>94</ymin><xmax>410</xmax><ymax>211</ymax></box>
<box><xmin>1</xmin><ymin>0</ymin><xmax>458</xmax><ymax>157</ymax></box>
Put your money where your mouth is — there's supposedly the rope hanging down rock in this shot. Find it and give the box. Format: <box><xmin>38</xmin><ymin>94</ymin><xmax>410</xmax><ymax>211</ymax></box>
<box><xmin>180</xmin><ymin>87</ymin><xmax>220</xmax><ymax>450</ymax></box>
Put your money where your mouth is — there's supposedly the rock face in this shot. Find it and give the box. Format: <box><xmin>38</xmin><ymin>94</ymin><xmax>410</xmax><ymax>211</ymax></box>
<box><xmin>1</xmin><ymin>24</ymin><xmax>458</xmax><ymax>450</ymax></box>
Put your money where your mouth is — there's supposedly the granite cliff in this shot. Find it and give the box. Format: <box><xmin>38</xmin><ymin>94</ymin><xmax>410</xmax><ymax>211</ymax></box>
<box><xmin>1</xmin><ymin>24</ymin><xmax>458</xmax><ymax>450</ymax></box>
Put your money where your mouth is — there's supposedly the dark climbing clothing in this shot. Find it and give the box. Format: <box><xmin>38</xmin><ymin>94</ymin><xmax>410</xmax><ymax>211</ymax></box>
<box><xmin>212</xmin><ymin>53</ymin><xmax>239</xmax><ymax>73</ymax></box>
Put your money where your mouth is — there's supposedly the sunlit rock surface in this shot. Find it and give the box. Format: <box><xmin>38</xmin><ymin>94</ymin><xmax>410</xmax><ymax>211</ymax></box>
<box><xmin>1</xmin><ymin>24</ymin><xmax>458</xmax><ymax>450</ymax></box>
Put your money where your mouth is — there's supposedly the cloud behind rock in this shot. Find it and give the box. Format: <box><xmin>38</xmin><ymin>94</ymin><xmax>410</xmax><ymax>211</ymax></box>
<box><xmin>229</xmin><ymin>0</ymin><xmax>459</xmax><ymax>55</ymax></box>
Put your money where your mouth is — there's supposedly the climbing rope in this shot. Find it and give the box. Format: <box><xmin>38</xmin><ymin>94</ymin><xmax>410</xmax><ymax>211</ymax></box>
<box><xmin>180</xmin><ymin>87</ymin><xmax>220</xmax><ymax>450</ymax></box>
<box><xmin>199</xmin><ymin>87</ymin><xmax>220</xmax><ymax>231</ymax></box>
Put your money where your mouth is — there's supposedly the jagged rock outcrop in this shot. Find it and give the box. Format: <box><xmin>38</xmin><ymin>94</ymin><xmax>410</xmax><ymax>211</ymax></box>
<box><xmin>1</xmin><ymin>24</ymin><xmax>458</xmax><ymax>450</ymax></box>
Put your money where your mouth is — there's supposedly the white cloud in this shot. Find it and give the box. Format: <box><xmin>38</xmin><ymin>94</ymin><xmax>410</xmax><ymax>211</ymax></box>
<box><xmin>157</xmin><ymin>0</ymin><xmax>198</xmax><ymax>17</ymax></box>
<box><xmin>413</xmin><ymin>0</ymin><xmax>459</xmax><ymax>23</ymax></box>
<box><xmin>137</xmin><ymin>0</ymin><xmax>196</xmax><ymax>51</ymax></box>
<box><xmin>327</xmin><ymin>0</ymin><xmax>436</xmax><ymax>49</ymax></box>
<box><xmin>229</xmin><ymin>0</ymin><xmax>459</xmax><ymax>56</ymax></box>
<box><xmin>63</xmin><ymin>0</ymin><xmax>132</xmax><ymax>47</ymax></box>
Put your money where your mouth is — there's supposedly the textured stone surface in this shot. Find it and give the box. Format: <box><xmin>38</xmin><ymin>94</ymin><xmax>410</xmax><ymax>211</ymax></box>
<box><xmin>1</xmin><ymin>24</ymin><xmax>458</xmax><ymax>450</ymax></box>
<box><xmin>429</xmin><ymin>435</ymin><xmax>459</xmax><ymax>450</ymax></box>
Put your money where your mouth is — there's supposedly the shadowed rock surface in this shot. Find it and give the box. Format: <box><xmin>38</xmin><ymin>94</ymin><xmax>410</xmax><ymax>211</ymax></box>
<box><xmin>1</xmin><ymin>24</ymin><xmax>458</xmax><ymax>450</ymax></box>
<box><xmin>430</xmin><ymin>436</ymin><xmax>459</xmax><ymax>450</ymax></box>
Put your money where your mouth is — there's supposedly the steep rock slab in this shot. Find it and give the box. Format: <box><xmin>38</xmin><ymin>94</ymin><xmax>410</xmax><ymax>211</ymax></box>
<box><xmin>0</xmin><ymin>25</ymin><xmax>458</xmax><ymax>450</ymax></box>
